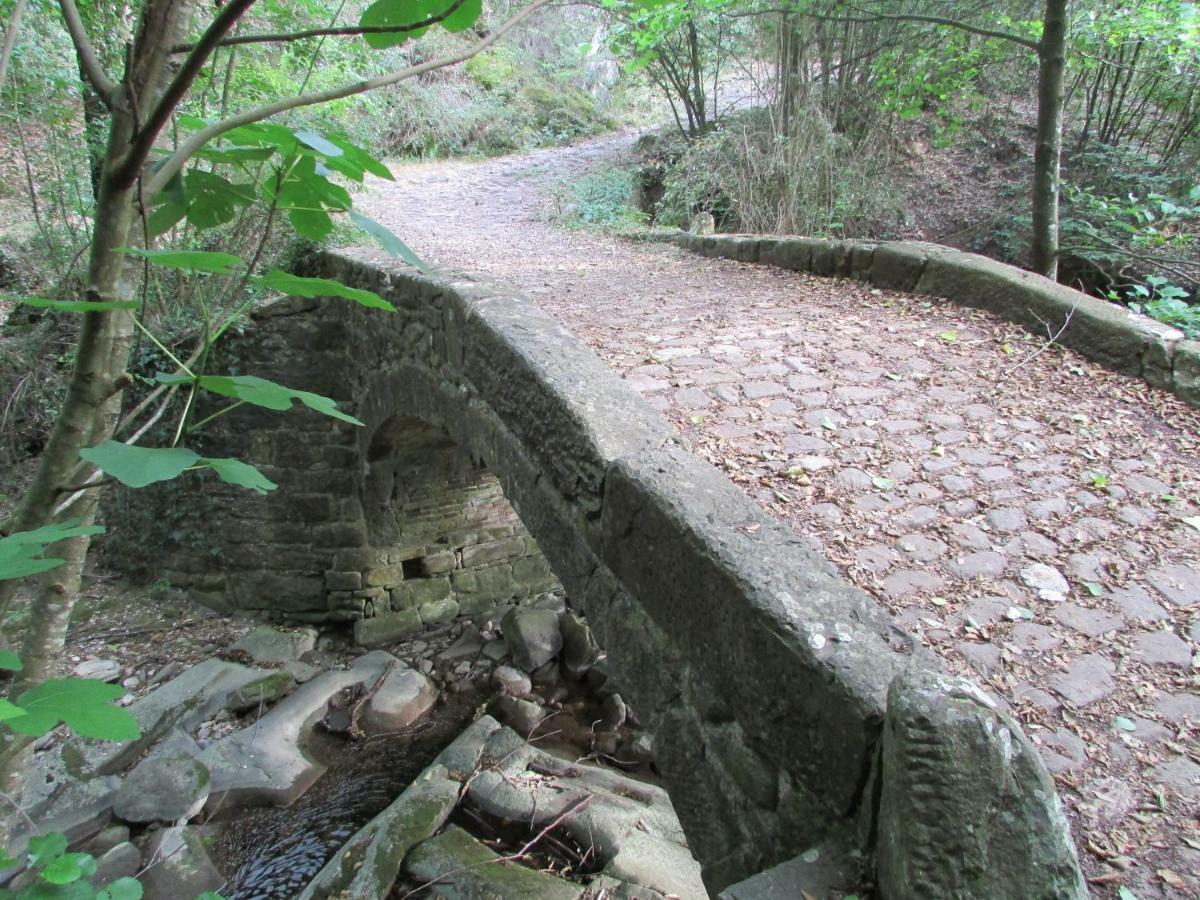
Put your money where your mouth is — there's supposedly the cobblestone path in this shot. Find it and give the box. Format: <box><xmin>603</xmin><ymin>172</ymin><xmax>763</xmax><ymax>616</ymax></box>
<box><xmin>362</xmin><ymin>133</ymin><xmax>1200</xmax><ymax>897</ymax></box>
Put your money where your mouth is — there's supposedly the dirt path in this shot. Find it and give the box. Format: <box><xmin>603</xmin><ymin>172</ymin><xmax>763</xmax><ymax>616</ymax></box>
<box><xmin>361</xmin><ymin>135</ymin><xmax>1200</xmax><ymax>898</ymax></box>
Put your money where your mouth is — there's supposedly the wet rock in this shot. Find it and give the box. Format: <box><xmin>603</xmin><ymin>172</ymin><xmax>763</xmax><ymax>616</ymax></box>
<box><xmin>138</xmin><ymin>826</ymin><xmax>224</xmax><ymax>900</ymax></box>
<box><xmin>629</xmin><ymin>734</ymin><xmax>655</xmax><ymax>763</ymax></box>
<box><xmin>72</xmin><ymin>659</ymin><xmax>122</xmax><ymax>682</ymax></box>
<box><xmin>226</xmin><ymin>670</ymin><xmax>297</xmax><ymax>713</ymax></box>
<box><xmin>362</xmin><ymin>665</ymin><xmax>438</xmax><ymax>734</ymax></box>
<box><xmin>493</xmin><ymin>695</ymin><xmax>547</xmax><ymax>735</ymax></box>
<box><xmin>493</xmin><ymin>665</ymin><xmax>532</xmax><ymax>698</ymax></box>
<box><xmin>93</xmin><ymin>842</ymin><xmax>141</xmax><ymax>888</ymax></box>
<box><xmin>560</xmin><ymin>612</ymin><xmax>599</xmax><ymax>678</ymax></box>
<box><xmin>198</xmin><ymin>651</ymin><xmax>395</xmax><ymax>808</ymax></box>
<box><xmin>113</xmin><ymin>754</ymin><xmax>211</xmax><ymax>824</ymax></box>
<box><xmin>230</xmin><ymin>625</ymin><xmax>317</xmax><ymax>664</ymax></box>
<box><xmin>501</xmin><ymin>608</ymin><xmax>563</xmax><ymax>672</ymax></box>
<box><xmin>603</xmin><ymin>693</ymin><xmax>628</xmax><ymax>729</ymax></box>
<box><xmin>407</xmin><ymin>826</ymin><xmax>583</xmax><ymax>899</ymax></box>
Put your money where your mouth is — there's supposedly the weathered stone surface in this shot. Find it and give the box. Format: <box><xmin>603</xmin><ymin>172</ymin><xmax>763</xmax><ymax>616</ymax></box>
<box><xmin>354</xmin><ymin>608</ymin><xmax>423</xmax><ymax>647</ymax></box>
<box><xmin>226</xmin><ymin>669</ymin><xmax>297</xmax><ymax>713</ymax></box>
<box><xmin>406</xmin><ymin>826</ymin><xmax>584</xmax><ymax>900</ymax></box>
<box><xmin>72</xmin><ymin>658</ymin><xmax>122</xmax><ymax>682</ymax></box>
<box><xmin>138</xmin><ymin>826</ymin><xmax>224</xmax><ymax>900</ymax></box>
<box><xmin>492</xmin><ymin>664</ymin><xmax>532</xmax><ymax>697</ymax></box>
<box><xmin>230</xmin><ymin>625</ymin><xmax>317</xmax><ymax>664</ymax></box>
<box><xmin>1131</xmin><ymin>629</ymin><xmax>1193</xmax><ymax>667</ymax></box>
<box><xmin>1145</xmin><ymin>563</ymin><xmax>1200</xmax><ymax>608</ymax></box>
<box><xmin>560</xmin><ymin>612</ymin><xmax>599</xmax><ymax>677</ymax></box>
<box><xmin>501</xmin><ymin>607</ymin><xmax>563</xmax><ymax>672</ymax></box>
<box><xmin>198</xmin><ymin>651</ymin><xmax>395</xmax><ymax>807</ymax></box>
<box><xmin>93</xmin><ymin>842</ymin><xmax>142</xmax><ymax>888</ymax></box>
<box><xmin>1050</xmin><ymin>654</ymin><xmax>1116</xmax><ymax>708</ymax></box>
<box><xmin>877</xmin><ymin>668</ymin><xmax>1086</xmax><ymax>900</ymax></box>
<box><xmin>113</xmin><ymin>754</ymin><xmax>211</xmax><ymax>823</ymax></box>
<box><xmin>361</xmin><ymin>665</ymin><xmax>437</xmax><ymax>734</ymax></box>
<box><xmin>719</xmin><ymin>844</ymin><xmax>862</xmax><ymax>899</ymax></box>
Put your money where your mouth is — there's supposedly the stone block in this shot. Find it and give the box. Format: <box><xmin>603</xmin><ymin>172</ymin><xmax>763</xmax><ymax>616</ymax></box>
<box><xmin>512</xmin><ymin>555</ymin><xmax>558</xmax><ymax>593</ymax></box>
<box><xmin>452</xmin><ymin>563</ymin><xmax>514</xmax><ymax>599</ymax></box>
<box><xmin>310</xmin><ymin>521</ymin><xmax>368</xmax><ymax>548</ymax></box>
<box><xmin>391</xmin><ymin>576</ymin><xmax>451</xmax><ymax>610</ymax></box>
<box><xmin>870</xmin><ymin>241</ymin><xmax>930</xmax><ymax>290</ymax></box>
<box><xmin>355</xmin><ymin>609</ymin><xmax>424</xmax><ymax>647</ymax></box>
<box><xmin>876</xmin><ymin>668</ymin><xmax>1086</xmax><ymax>900</ymax></box>
<box><xmin>420</xmin><ymin>551</ymin><xmax>456</xmax><ymax>575</ymax></box>
<box><xmin>324</xmin><ymin>570</ymin><xmax>362</xmax><ymax>591</ymax></box>
<box><xmin>364</xmin><ymin>564</ymin><xmax>405</xmax><ymax>588</ymax></box>
<box><xmin>461</xmin><ymin>537</ymin><xmax>527</xmax><ymax>568</ymax></box>
<box><xmin>760</xmin><ymin>238</ymin><xmax>811</xmax><ymax>271</ymax></box>
<box><xmin>1173</xmin><ymin>340</ymin><xmax>1200</xmax><ymax>405</ymax></box>
<box><xmin>419</xmin><ymin>597</ymin><xmax>460</xmax><ymax>626</ymax></box>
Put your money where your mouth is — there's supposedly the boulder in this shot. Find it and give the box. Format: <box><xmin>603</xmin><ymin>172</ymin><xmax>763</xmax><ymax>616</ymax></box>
<box><xmin>93</xmin><ymin>842</ymin><xmax>142</xmax><ymax>888</ymax></box>
<box><xmin>560</xmin><ymin>612</ymin><xmax>599</xmax><ymax>677</ymax></box>
<box><xmin>226</xmin><ymin>670</ymin><xmax>297</xmax><ymax>713</ymax></box>
<box><xmin>361</xmin><ymin>665</ymin><xmax>438</xmax><ymax>734</ymax></box>
<box><xmin>501</xmin><ymin>608</ymin><xmax>562</xmax><ymax>672</ymax></box>
<box><xmin>138</xmin><ymin>826</ymin><xmax>224</xmax><ymax>900</ymax></box>
<box><xmin>72</xmin><ymin>659</ymin><xmax>122</xmax><ymax>682</ymax></box>
<box><xmin>492</xmin><ymin>665</ymin><xmax>532</xmax><ymax>698</ymax></box>
<box><xmin>113</xmin><ymin>754</ymin><xmax>211</xmax><ymax>824</ymax></box>
<box><xmin>493</xmin><ymin>696</ymin><xmax>547</xmax><ymax>736</ymax></box>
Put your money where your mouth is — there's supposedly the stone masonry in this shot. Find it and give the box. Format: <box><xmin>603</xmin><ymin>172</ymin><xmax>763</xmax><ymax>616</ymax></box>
<box><xmin>106</xmin><ymin>249</ymin><xmax>1086</xmax><ymax>897</ymax></box>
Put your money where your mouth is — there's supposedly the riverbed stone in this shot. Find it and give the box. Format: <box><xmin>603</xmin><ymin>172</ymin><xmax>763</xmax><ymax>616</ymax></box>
<box><xmin>138</xmin><ymin>826</ymin><xmax>224</xmax><ymax>900</ymax></box>
<box><xmin>406</xmin><ymin>826</ymin><xmax>584</xmax><ymax>900</ymax></box>
<box><xmin>198</xmin><ymin>651</ymin><xmax>395</xmax><ymax>807</ymax></box>
<box><xmin>361</xmin><ymin>665</ymin><xmax>438</xmax><ymax>734</ymax></box>
<box><xmin>230</xmin><ymin>625</ymin><xmax>317</xmax><ymax>664</ymax></box>
<box><xmin>493</xmin><ymin>664</ymin><xmax>532</xmax><ymax>697</ymax></box>
<box><xmin>113</xmin><ymin>754</ymin><xmax>211</xmax><ymax>823</ymax></box>
<box><xmin>501</xmin><ymin>607</ymin><xmax>563</xmax><ymax>672</ymax></box>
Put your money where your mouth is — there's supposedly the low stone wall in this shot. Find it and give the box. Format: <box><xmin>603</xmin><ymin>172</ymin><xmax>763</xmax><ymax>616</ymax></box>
<box><xmin>657</xmin><ymin>230</ymin><xmax>1200</xmax><ymax>408</ymax></box>
<box><xmin>106</xmin><ymin>249</ymin><xmax>1085</xmax><ymax>897</ymax></box>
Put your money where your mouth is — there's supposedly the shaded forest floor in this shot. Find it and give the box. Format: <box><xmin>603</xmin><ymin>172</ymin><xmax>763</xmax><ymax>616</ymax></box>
<box><xmin>360</xmin><ymin>133</ymin><xmax>1200</xmax><ymax>899</ymax></box>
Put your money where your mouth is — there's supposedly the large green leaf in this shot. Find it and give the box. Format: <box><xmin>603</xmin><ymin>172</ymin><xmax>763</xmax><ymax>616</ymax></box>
<box><xmin>349</xmin><ymin>210</ymin><xmax>430</xmax><ymax>273</ymax></box>
<box><xmin>256</xmin><ymin>270</ymin><xmax>395</xmax><ymax>312</ymax></box>
<box><xmin>184</xmin><ymin>169</ymin><xmax>256</xmax><ymax>230</ymax></box>
<box><xmin>200</xmin><ymin>458</ymin><xmax>277</xmax><ymax>495</ymax></box>
<box><xmin>40</xmin><ymin>852</ymin><xmax>96</xmax><ymax>885</ymax></box>
<box><xmin>359</xmin><ymin>0</ymin><xmax>438</xmax><ymax>48</ymax></box>
<box><xmin>0</xmin><ymin>520</ymin><xmax>105</xmax><ymax>582</ymax></box>
<box><xmin>295</xmin><ymin>130</ymin><xmax>343</xmax><ymax>157</ymax></box>
<box><xmin>6</xmin><ymin>678</ymin><xmax>140</xmax><ymax>740</ymax></box>
<box><xmin>116</xmin><ymin>249</ymin><xmax>244</xmax><ymax>274</ymax></box>
<box><xmin>159</xmin><ymin>374</ymin><xmax>363</xmax><ymax>426</ymax></box>
<box><xmin>26</xmin><ymin>833</ymin><xmax>68</xmax><ymax>868</ymax></box>
<box><xmin>441</xmin><ymin>0</ymin><xmax>482</xmax><ymax>32</ymax></box>
<box><xmin>146</xmin><ymin>172</ymin><xmax>188</xmax><ymax>237</ymax></box>
<box><xmin>17</xmin><ymin>298</ymin><xmax>139</xmax><ymax>312</ymax></box>
<box><xmin>80</xmin><ymin>441</ymin><xmax>201</xmax><ymax>488</ymax></box>
<box><xmin>0</xmin><ymin>698</ymin><xmax>27</xmax><ymax>721</ymax></box>
<box><xmin>325</xmin><ymin>136</ymin><xmax>393</xmax><ymax>181</ymax></box>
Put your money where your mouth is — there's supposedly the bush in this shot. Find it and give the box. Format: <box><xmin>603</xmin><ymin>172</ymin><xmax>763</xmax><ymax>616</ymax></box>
<box><xmin>551</xmin><ymin>166</ymin><xmax>646</xmax><ymax>231</ymax></box>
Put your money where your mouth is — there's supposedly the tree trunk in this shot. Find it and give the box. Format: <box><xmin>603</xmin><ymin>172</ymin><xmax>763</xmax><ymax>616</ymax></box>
<box><xmin>1031</xmin><ymin>0</ymin><xmax>1068</xmax><ymax>279</ymax></box>
<box><xmin>0</xmin><ymin>0</ymin><xmax>196</xmax><ymax>816</ymax></box>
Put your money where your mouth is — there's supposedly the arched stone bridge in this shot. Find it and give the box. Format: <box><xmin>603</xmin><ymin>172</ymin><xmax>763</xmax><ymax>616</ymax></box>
<box><xmin>112</xmin><ymin>249</ymin><xmax>1087</xmax><ymax>898</ymax></box>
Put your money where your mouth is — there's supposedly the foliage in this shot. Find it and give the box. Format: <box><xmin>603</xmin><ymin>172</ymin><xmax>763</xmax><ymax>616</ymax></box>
<box><xmin>552</xmin><ymin>165</ymin><xmax>647</xmax><ymax>230</ymax></box>
<box><xmin>0</xmin><ymin>833</ymin><xmax>141</xmax><ymax>900</ymax></box>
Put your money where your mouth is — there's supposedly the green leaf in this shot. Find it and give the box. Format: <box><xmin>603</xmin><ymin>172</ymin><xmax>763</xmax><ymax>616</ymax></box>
<box><xmin>200</xmin><ymin>458</ymin><xmax>277</xmax><ymax>495</ymax></box>
<box><xmin>442</xmin><ymin>0</ymin><xmax>483</xmax><ymax>32</ymax></box>
<box><xmin>1083</xmin><ymin>581</ymin><xmax>1102</xmax><ymax>596</ymax></box>
<box><xmin>146</xmin><ymin>172</ymin><xmax>188</xmax><ymax>237</ymax></box>
<box><xmin>938</xmin><ymin>330</ymin><xmax>958</xmax><ymax>343</ymax></box>
<box><xmin>97</xmin><ymin>877</ymin><xmax>144</xmax><ymax>900</ymax></box>
<box><xmin>0</xmin><ymin>520</ymin><xmax>106</xmax><ymax>582</ymax></box>
<box><xmin>255</xmin><ymin>271</ymin><xmax>395</xmax><ymax>312</ymax></box>
<box><xmin>287</xmin><ymin>206</ymin><xmax>335</xmax><ymax>241</ymax></box>
<box><xmin>116</xmin><ymin>248</ymin><xmax>243</xmax><ymax>274</ymax></box>
<box><xmin>8</xmin><ymin>678</ymin><xmax>140</xmax><ymax>740</ymax></box>
<box><xmin>174</xmin><ymin>374</ymin><xmax>363</xmax><ymax>426</ymax></box>
<box><xmin>17</xmin><ymin>297</ymin><xmax>139</xmax><ymax>312</ymax></box>
<box><xmin>325</xmin><ymin>136</ymin><xmax>392</xmax><ymax>181</ymax></box>
<box><xmin>40</xmin><ymin>852</ymin><xmax>95</xmax><ymax>885</ymax></box>
<box><xmin>349</xmin><ymin>210</ymin><xmax>429</xmax><ymax>272</ymax></box>
<box><xmin>871</xmin><ymin>476</ymin><xmax>895</xmax><ymax>490</ymax></box>
<box><xmin>1113</xmin><ymin>716</ymin><xmax>1137</xmax><ymax>732</ymax></box>
<box><xmin>294</xmin><ymin>130</ymin><xmax>343</xmax><ymax>157</ymax></box>
<box><xmin>1118</xmin><ymin>887</ymin><xmax>1139</xmax><ymax>900</ymax></box>
<box><xmin>359</xmin><ymin>0</ymin><xmax>437</xmax><ymax>48</ymax></box>
<box><xmin>27</xmin><ymin>833</ymin><xmax>69</xmax><ymax>869</ymax></box>
<box><xmin>80</xmin><ymin>442</ymin><xmax>201</xmax><ymax>488</ymax></box>
<box><xmin>0</xmin><ymin>650</ymin><xmax>22</xmax><ymax>670</ymax></box>
<box><xmin>0</xmin><ymin>698</ymin><xmax>27</xmax><ymax>721</ymax></box>
<box><xmin>184</xmin><ymin>169</ymin><xmax>256</xmax><ymax>230</ymax></box>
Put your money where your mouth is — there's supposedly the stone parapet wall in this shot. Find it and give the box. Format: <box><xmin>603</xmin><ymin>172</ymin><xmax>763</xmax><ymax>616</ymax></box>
<box><xmin>656</xmin><ymin>230</ymin><xmax>1199</xmax><ymax>408</ymax></box>
<box><xmin>106</xmin><ymin>249</ymin><xmax>1085</xmax><ymax>897</ymax></box>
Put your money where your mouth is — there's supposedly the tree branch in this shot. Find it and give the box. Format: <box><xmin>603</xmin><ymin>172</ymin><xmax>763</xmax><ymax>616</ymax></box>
<box><xmin>146</xmin><ymin>0</ymin><xmax>554</xmax><ymax>197</ymax></box>
<box><xmin>57</xmin><ymin>0</ymin><xmax>120</xmax><ymax>105</ymax></box>
<box><xmin>115</xmin><ymin>0</ymin><xmax>259</xmax><ymax>188</ymax></box>
<box><xmin>170</xmin><ymin>0</ymin><xmax>467</xmax><ymax>54</ymax></box>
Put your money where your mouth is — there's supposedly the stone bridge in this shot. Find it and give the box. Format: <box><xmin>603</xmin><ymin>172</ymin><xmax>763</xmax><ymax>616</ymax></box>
<box><xmin>110</xmin><ymin>249</ymin><xmax>1086</xmax><ymax>898</ymax></box>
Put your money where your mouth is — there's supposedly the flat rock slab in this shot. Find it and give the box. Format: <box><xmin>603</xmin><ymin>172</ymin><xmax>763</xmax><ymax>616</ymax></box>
<box><xmin>1049</xmin><ymin>654</ymin><xmax>1116</xmax><ymax>708</ymax></box>
<box><xmin>230</xmin><ymin>625</ymin><xmax>318</xmax><ymax>664</ymax></box>
<box><xmin>407</xmin><ymin>826</ymin><xmax>585</xmax><ymax>899</ymax></box>
<box><xmin>198</xmin><ymin>651</ymin><xmax>396</xmax><ymax>808</ymax></box>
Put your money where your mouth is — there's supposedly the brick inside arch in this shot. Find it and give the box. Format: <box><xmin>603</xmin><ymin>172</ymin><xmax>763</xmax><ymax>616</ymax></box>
<box><xmin>346</xmin><ymin>414</ymin><xmax>561</xmax><ymax>620</ymax></box>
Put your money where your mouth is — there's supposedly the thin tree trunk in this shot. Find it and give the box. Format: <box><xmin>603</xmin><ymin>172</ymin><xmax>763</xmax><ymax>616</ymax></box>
<box><xmin>0</xmin><ymin>0</ymin><xmax>29</xmax><ymax>95</ymax></box>
<box><xmin>1031</xmin><ymin>0</ymin><xmax>1068</xmax><ymax>279</ymax></box>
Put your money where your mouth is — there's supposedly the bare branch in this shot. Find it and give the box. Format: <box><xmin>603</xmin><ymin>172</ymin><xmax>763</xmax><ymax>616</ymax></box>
<box><xmin>170</xmin><ymin>0</ymin><xmax>467</xmax><ymax>54</ymax></box>
<box><xmin>57</xmin><ymin>0</ymin><xmax>120</xmax><ymax>105</ymax></box>
<box><xmin>146</xmin><ymin>0</ymin><xmax>554</xmax><ymax>197</ymax></box>
<box><xmin>115</xmin><ymin>0</ymin><xmax>259</xmax><ymax>188</ymax></box>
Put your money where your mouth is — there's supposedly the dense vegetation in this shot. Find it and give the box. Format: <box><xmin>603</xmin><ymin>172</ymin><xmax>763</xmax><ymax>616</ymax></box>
<box><xmin>0</xmin><ymin>0</ymin><xmax>1197</xmax><ymax>895</ymax></box>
